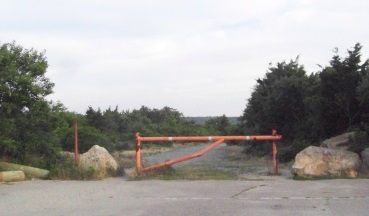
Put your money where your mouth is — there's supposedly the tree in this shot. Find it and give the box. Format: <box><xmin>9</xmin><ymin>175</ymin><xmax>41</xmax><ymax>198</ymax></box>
<box><xmin>0</xmin><ymin>41</ymin><xmax>55</xmax><ymax>162</ymax></box>
<box><xmin>357</xmin><ymin>72</ymin><xmax>369</xmax><ymax>123</ymax></box>
<box><xmin>319</xmin><ymin>43</ymin><xmax>367</xmax><ymax>136</ymax></box>
<box><xmin>240</xmin><ymin>58</ymin><xmax>316</xmax><ymax>140</ymax></box>
<box><xmin>239</xmin><ymin>43</ymin><xmax>369</xmax><ymax>161</ymax></box>
<box><xmin>238</xmin><ymin>58</ymin><xmax>322</xmax><ymax>160</ymax></box>
<box><xmin>0</xmin><ymin>42</ymin><xmax>53</xmax><ymax>113</ymax></box>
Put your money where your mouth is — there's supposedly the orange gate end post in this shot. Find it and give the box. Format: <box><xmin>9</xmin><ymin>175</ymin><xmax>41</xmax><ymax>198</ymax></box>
<box><xmin>272</xmin><ymin>129</ymin><xmax>278</xmax><ymax>175</ymax></box>
<box><xmin>74</xmin><ymin>120</ymin><xmax>79</xmax><ymax>162</ymax></box>
<box><xmin>135</xmin><ymin>132</ymin><xmax>142</xmax><ymax>171</ymax></box>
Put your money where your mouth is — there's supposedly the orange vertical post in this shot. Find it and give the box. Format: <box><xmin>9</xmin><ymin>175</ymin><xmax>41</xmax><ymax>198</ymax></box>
<box><xmin>74</xmin><ymin>120</ymin><xmax>79</xmax><ymax>162</ymax></box>
<box><xmin>272</xmin><ymin>129</ymin><xmax>278</xmax><ymax>175</ymax></box>
<box><xmin>135</xmin><ymin>132</ymin><xmax>142</xmax><ymax>171</ymax></box>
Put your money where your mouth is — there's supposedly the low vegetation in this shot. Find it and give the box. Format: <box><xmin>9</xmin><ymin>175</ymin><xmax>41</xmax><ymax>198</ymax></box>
<box><xmin>49</xmin><ymin>160</ymin><xmax>98</xmax><ymax>180</ymax></box>
<box><xmin>132</xmin><ymin>166</ymin><xmax>238</xmax><ymax>181</ymax></box>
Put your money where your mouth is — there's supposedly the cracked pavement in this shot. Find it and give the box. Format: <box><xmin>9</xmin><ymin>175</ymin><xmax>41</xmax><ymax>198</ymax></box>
<box><xmin>1</xmin><ymin>178</ymin><xmax>369</xmax><ymax>216</ymax></box>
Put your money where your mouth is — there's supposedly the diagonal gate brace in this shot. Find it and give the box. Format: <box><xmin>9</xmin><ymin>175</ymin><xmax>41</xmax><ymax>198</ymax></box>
<box><xmin>141</xmin><ymin>138</ymin><xmax>225</xmax><ymax>172</ymax></box>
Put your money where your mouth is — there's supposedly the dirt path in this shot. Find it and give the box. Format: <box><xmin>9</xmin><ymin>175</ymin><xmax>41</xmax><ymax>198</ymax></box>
<box><xmin>142</xmin><ymin>143</ymin><xmax>292</xmax><ymax>179</ymax></box>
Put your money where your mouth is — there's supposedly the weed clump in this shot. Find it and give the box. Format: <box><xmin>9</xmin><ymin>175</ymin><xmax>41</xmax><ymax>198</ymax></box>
<box><xmin>49</xmin><ymin>157</ymin><xmax>118</xmax><ymax>180</ymax></box>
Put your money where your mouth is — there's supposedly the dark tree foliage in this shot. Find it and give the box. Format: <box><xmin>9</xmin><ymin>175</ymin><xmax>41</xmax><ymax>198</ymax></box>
<box><xmin>240</xmin><ymin>57</ymin><xmax>321</xmax><ymax>141</ymax></box>
<box><xmin>319</xmin><ymin>44</ymin><xmax>368</xmax><ymax>137</ymax></box>
<box><xmin>239</xmin><ymin>43</ymin><xmax>369</xmax><ymax>160</ymax></box>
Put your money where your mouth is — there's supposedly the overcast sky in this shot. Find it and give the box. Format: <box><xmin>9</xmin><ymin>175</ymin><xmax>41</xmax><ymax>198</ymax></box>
<box><xmin>1</xmin><ymin>0</ymin><xmax>369</xmax><ymax>116</ymax></box>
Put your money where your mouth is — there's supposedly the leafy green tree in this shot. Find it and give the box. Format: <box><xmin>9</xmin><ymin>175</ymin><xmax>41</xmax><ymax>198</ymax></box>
<box><xmin>0</xmin><ymin>41</ymin><xmax>55</xmax><ymax>163</ymax></box>
<box><xmin>0</xmin><ymin>42</ymin><xmax>53</xmax><ymax>112</ymax></box>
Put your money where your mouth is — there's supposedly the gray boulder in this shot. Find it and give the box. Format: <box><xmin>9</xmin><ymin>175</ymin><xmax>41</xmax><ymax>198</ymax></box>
<box><xmin>79</xmin><ymin>145</ymin><xmax>118</xmax><ymax>177</ymax></box>
<box><xmin>292</xmin><ymin>146</ymin><xmax>361</xmax><ymax>178</ymax></box>
<box><xmin>320</xmin><ymin>132</ymin><xmax>354</xmax><ymax>150</ymax></box>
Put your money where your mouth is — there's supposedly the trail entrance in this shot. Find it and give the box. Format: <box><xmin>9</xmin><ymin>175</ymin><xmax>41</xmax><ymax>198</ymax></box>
<box><xmin>135</xmin><ymin>130</ymin><xmax>282</xmax><ymax>175</ymax></box>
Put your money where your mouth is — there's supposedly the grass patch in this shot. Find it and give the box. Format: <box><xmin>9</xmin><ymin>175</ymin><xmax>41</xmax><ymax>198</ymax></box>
<box><xmin>292</xmin><ymin>175</ymin><xmax>359</xmax><ymax>181</ymax></box>
<box><xmin>49</xmin><ymin>160</ymin><xmax>97</xmax><ymax>180</ymax></box>
<box><xmin>132</xmin><ymin>165</ymin><xmax>238</xmax><ymax>180</ymax></box>
<box><xmin>49</xmin><ymin>157</ymin><xmax>117</xmax><ymax>180</ymax></box>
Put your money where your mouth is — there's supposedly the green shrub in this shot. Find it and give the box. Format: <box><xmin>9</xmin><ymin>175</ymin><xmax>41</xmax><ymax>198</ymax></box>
<box><xmin>278</xmin><ymin>139</ymin><xmax>315</xmax><ymax>162</ymax></box>
<box><xmin>49</xmin><ymin>160</ymin><xmax>95</xmax><ymax>180</ymax></box>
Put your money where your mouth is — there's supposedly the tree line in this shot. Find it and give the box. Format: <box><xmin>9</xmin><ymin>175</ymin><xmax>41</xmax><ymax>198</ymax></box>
<box><xmin>238</xmin><ymin>43</ymin><xmax>369</xmax><ymax>161</ymax></box>
<box><xmin>1</xmin><ymin>41</ymin><xmax>368</xmax><ymax>167</ymax></box>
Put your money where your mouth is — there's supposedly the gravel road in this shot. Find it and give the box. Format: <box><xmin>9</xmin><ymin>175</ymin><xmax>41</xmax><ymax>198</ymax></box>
<box><xmin>144</xmin><ymin>143</ymin><xmax>228</xmax><ymax>168</ymax></box>
<box><xmin>143</xmin><ymin>142</ymin><xmax>290</xmax><ymax>179</ymax></box>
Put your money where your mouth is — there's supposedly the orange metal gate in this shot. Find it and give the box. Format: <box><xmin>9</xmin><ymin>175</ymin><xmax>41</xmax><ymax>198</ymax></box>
<box><xmin>135</xmin><ymin>130</ymin><xmax>282</xmax><ymax>174</ymax></box>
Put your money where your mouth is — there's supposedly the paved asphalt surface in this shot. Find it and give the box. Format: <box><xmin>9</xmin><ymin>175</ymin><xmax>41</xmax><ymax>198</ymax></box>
<box><xmin>1</xmin><ymin>178</ymin><xmax>369</xmax><ymax>216</ymax></box>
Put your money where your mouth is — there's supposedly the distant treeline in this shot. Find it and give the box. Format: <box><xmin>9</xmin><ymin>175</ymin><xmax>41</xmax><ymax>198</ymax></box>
<box><xmin>185</xmin><ymin>116</ymin><xmax>238</xmax><ymax>125</ymax></box>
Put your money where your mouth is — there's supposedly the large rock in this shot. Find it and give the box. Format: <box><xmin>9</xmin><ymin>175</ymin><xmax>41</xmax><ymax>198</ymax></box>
<box><xmin>79</xmin><ymin>145</ymin><xmax>118</xmax><ymax>177</ymax></box>
<box><xmin>362</xmin><ymin>148</ymin><xmax>369</xmax><ymax>169</ymax></box>
<box><xmin>292</xmin><ymin>146</ymin><xmax>361</xmax><ymax>178</ymax></box>
<box><xmin>320</xmin><ymin>132</ymin><xmax>354</xmax><ymax>150</ymax></box>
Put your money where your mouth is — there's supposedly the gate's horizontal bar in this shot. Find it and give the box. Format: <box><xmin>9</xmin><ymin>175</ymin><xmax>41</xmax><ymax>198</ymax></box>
<box><xmin>137</xmin><ymin>135</ymin><xmax>282</xmax><ymax>142</ymax></box>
